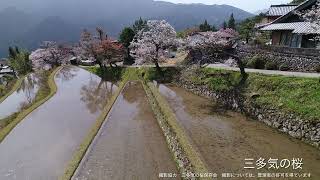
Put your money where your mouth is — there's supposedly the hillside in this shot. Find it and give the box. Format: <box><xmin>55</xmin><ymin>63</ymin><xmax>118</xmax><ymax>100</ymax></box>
<box><xmin>0</xmin><ymin>0</ymin><xmax>253</xmax><ymax>57</ymax></box>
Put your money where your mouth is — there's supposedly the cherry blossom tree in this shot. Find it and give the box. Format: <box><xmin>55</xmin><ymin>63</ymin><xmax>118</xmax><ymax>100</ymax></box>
<box><xmin>130</xmin><ymin>20</ymin><xmax>177</xmax><ymax>74</ymax></box>
<box><xmin>79</xmin><ymin>28</ymin><xmax>125</xmax><ymax>68</ymax></box>
<box><xmin>30</xmin><ymin>42</ymin><xmax>73</xmax><ymax>70</ymax></box>
<box><xmin>186</xmin><ymin>28</ymin><xmax>247</xmax><ymax>79</ymax></box>
<box><xmin>297</xmin><ymin>0</ymin><xmax>320</xmax><ymax>40</ymax></box>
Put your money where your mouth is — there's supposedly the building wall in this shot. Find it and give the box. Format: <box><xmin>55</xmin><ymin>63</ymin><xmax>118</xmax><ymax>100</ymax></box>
<box><xmin>271</xmin><ymin>31</ymin><xmax>281</xmax><ymax>45</ymax></box>
<box><xmin>238</xmin><ymin>45</ymin><xmax>320</xmax><ymax>72</ymax></box>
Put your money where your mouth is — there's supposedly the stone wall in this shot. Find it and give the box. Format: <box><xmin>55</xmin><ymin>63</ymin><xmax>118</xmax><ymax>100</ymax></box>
<box><xmin>174</xmin><ymin>78</ymin><xmax>320</xmax><ymax>150</ymax></box>
<box><xmin>238</xmin><ymin>45</ymin><xmax>320</xmax><ymax>72</ymax></box>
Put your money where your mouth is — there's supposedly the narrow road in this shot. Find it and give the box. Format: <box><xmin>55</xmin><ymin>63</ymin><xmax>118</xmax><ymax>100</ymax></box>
<box><xmin>207</xmin><ymin>64</ymin><xmax>320</xmax><ymax>78</ymax></box>
<box><xmin>74</xmin><ymin>82</ymin><xmax>178</xmax><ymax>180</ymax></box>
<box><xmin>0</xmin><ymin>66</ymin><xmax>117</xmax><ymax>180</ymax></box>
<box><xmin>159</xmin><ymin>84</ymin><xmax>320</xmax><ymax>179</ymax></box>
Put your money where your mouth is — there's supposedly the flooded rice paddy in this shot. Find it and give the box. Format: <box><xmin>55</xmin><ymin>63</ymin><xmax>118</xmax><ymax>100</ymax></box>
<box><xmin>74</xmin><ymin>82</ymin><xmax>178</xmax><ymax>180</ymax></box>
<box><xmin>0</xmin><ymin>74</ymin><xmax>40</xmax><ymax>119</ymax></box>
<box><xmin>159</xmin><ymin>84</ymin><xmax>320</xmax><ymax>179</ymax></box>
<box><xmin>0</xmin><ymin>66</ymin><xmax>117</xmax><ymax>180</ymax></box>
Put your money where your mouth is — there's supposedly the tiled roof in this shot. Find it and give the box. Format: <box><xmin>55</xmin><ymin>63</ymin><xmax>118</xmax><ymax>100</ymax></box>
<box><xmin>261</xmin><ymin>22</ymin><xmax>320</xmax><ymax>34</ymax></box>
<box><xmin>266</xmin><ymin>5</ymin><xmax>297</xmax><ymax>16</ymax></box>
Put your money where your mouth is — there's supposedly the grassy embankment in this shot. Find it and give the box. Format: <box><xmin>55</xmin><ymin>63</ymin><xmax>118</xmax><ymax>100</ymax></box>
<box><xmin>62</xmin><ymin>66</ymin><xmax>209</xmax><ymax>180</ymax></box>
<box><xmin>0</xmin><ymin>67</ymin><xmax>62</xmax><ymax>142</ymax></box>
<box><xmin>143</xmin><ymin>81</ymin><xmax>210</xmax><ymax>178</ymax></box>
<box><xmin>188</xmin><ymin>68</ymin><xmax>320</xmax><ymax>121</ymax></box>
<box><xmin>63</xmin><ymin>66</ymin><xmax>320</xmax><ymax>179</ymax></box>
<box><xmin>0</xmin><ymin>76</ymin><xmax>22</xmax><ymax>104</ymax></box>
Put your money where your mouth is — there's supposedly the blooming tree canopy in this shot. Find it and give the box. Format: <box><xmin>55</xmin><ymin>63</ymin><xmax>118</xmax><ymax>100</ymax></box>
<box><xmin>30</xmin><ymin>42</ymin><xmax>74</xmax><ymax>70</ymax></box>
<box><xmin>79</xmin><ymin>29</ymin><xmax>125</xmax><ymax>68</ymax></box>
<box><xmin>130</xmin><ymin>20</ymin><xmax>177</xmax><ymax>70</ymax></box>
<box><xmin>186</xmin><ymin>28</ymin><xmax>239</xmax><ymax>63</ymax></box>
<box><xmin>298</xmin><ymin>0</ymin><xmax>320</xmax><ymax>40</ymax></box>
<box><xmin>186</xmin><ymin>28</ymin><xmax>246</xmax><ymax>77</ymax></box>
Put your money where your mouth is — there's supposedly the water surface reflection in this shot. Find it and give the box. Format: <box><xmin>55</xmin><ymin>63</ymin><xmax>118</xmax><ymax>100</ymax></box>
<box><xmin>159</xmin><ymin>84</ymin><xmax>320</xmax><ymax>179</ymax></box>
<box><xmin>0</xmin><ymin>66</ymin><xmax>117</xmax><ymax>180</ymax></box>
<box><xmin>0</xmin><ymin>73</ymin><xmax>40</xmax><ymax>119</ymax></box>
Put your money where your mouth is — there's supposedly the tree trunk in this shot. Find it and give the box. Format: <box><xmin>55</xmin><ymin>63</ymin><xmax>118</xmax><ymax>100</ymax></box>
<box><xmin>97</xmin><ymin>60</ymin><xmax>103</xmax><ymax>68</ymax></box>
<box><xmin>154</xmin><ymin>61</ymin><xmax>163</xmax><ymax>77</ymax></box>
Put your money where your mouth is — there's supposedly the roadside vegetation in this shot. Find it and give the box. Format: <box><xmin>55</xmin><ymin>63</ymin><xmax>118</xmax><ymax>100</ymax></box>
<box><xmin>186</xmin><ymin>67</ymin><xmax>320</xmax><ymax>121</ymax></box>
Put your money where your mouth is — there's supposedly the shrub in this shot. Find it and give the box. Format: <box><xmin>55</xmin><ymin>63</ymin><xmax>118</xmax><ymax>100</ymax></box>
<box><xmin>279</xmin><ymin>64</ymin><xmax>290</xmax><ymax>71</ymax></box>
<box><xmin>315</xmin><ymin>65</ymin><xmax>320</xmax><ymax>73</ymax></box>
<box><xmin>246</xmin><ymin>55</ymin><xmax>266</xmax><ymax>69</ymax></box>
<box><xmin>265</xmin><ymin>61</ymin><xmax>278</xmax><ymax>70</ymax></box>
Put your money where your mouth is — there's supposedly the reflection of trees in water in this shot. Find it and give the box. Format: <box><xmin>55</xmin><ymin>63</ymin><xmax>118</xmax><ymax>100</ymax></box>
<box><xmin>56</xmin><ymin>66</ymin><xmax>78</xmax><ymax>81</ymax></box>
<box><xmin>122</xmin><ymin>82</ymin><xmax>145</xmax><ymax>104</ymax></box>
<box><xmin>17</xmin><ymin>74</ymin><xmax>38</xmax><ymax>104</ymax></box>
<box><xmin>80</xmin><ymin>78</ymin><xmax>118</xmax><ymax>114</ymax></box>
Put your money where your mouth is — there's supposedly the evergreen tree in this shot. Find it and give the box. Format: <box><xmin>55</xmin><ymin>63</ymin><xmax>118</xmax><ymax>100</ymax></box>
<box><xmin>199</xmin><ymin>20</ymin><xmax>212</xmax><ymax>32</ymax></box>
<box><xmin>222</xmin><ymin>21</ymin><xmax>227</xmax><ymax>29</ymax></box>
<box><xmin>211</xmin><ymin>25</ymin><xmax>217</xmax><ymax>32</ymax></box>
<box><xmin>133</xmin><ymin>17</ymin><xmax>147</xmax><ymax>34</ymax></box>
<box><xmin>8</xmin><ymin>47</ymin><xmax>32</xmax><ymax>75</ymax></box>
<box><xmin>119</xmin><ymin>27</ymin><xmax>135</xmax><ymax>65</ymax></box>
<box><xmin>8</xmin><ymin>46</ymin><xmax>17</xmax><ymax>59</ymax></box>
<box><xmin>228</xmin><ymin>13</ymin><xmax>236</xmax><ymax>29</ymax></box>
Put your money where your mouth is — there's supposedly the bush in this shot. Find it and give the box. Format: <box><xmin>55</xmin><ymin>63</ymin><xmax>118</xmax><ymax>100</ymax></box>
<box><xmin>315</xmin><ymin>65</ymin><xmax>320</xmax><ymax>73</ymax></box>
<box><xmin>279</xmin><ymin>64</ymin><xmax>290</xmax><ymax>71</ymax></box>
<box><xmin>246</xmin><ymin>55</ymin><xmax>266</xmax><ymax>69</ymax></box>
<box><xmin>265</xmin><ymin>61</ymin><xmax>278</xmax><ymax>70</ymax></box>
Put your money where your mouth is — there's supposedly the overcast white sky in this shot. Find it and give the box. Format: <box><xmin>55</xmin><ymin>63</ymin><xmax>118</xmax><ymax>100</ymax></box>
<box><xmin>161</xmin><ymin>0</ymin><xmax>292</xmax><ymax>13</ymax></box>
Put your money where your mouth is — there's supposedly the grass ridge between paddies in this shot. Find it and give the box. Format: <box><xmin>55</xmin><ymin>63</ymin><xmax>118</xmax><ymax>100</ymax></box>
<box><xmin>189</xmin><ymin>68</ymin><xmax>320</xmax><ymax>121</ymax></box>
<box><xmin>0</xmin><ymin>67</ymin><xmax>62</xmax><ymax>143</ymax></box>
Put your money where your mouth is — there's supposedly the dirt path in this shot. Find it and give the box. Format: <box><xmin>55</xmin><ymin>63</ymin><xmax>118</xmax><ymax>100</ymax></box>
<box><xmin>159</xmin><ymin>84</ymin><xmax>320</xmax><ymax>179</ymax></box>
<box><xmin>74</xmin><ymin>82</ymin><xmax>178</xmax><ymax>180</ymax></box>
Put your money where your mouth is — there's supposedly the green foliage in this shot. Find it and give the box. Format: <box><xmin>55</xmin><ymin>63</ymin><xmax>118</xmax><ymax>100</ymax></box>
<box><xmin>238</xmin><ymin>15</ymin><xmax>263</xmax><ymax>43</ymax></box>
<box><xmin>253</xmin><ymin>31</ymin><xmax>271</xmax><ymax>45</ymax></box>
<box><xmin>279</xmin><ymin>64</ymin><xmax>290</xmax><ymax>71</ymax></box>
<box><xmin>119</xmin><ymin>27</ymin><xmax>135</xmax><ymax>48</ymax></box>
<box><xmin>246</xmin><ymin>55</ymin><xmax>266</xmax><ymax>69</ymax></box>
<box><xmin>228</xmin><ymin>13</ymin><xmax>236</xmax><ymax>30</ymax></box>
<box><xmin>8</xmin><ymin>47</ymin><xmax>32</xmax><ymax>75</ymax></box>
<box><xmin>186</xmin><ymin>67</ymin><xmax>320</xmax><ymax>121</ymax></box>
<box><xmin>199</xmin><ymin>20</ymin><xmax>216</xmax><ymax>32</ymax></box>
<box><xmin>140</xmin><ymin>67</ymin><xmax>179</xmax><ymax>83</ymax></box>
<box><xmin>0</xmin><ymin>75</ymin><xmax>16</xmax><ymax>99</ymax></box>
<box><xmin>248</xmin><ymin>74</ymin><xmax>320</xmax><ymax>121</ymax></box>
<box><xmin>133</xmin><ymin>17</ymin><xmax>147</xmax><ymax>33</ymax></box>
<box><xmin>119</xmin><ymin>27</ymin><xmax>135</xmax><ymax>65</ymax></box>
<box><xmin>222</xmin><ymin>21</ymin><xmax>227</xmax><ymax>29</ymax></box>
<box><xmin>265</xmin><ymin>61</ymin><xmax>278</xmax><ymax>70</ymax></box>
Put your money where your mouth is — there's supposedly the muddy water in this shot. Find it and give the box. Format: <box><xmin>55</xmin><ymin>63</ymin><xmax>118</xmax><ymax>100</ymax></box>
<box><xmin>0</xmin><ymin>66</ymin><xmax>118</xmax><ymax>180</ymax></box>
<box><xmin>75</xmin><ymin>82</ymin><xmax>178</xmax><ymax>180</ymax></box>
<box><xmin>159</xmin><ymin>84</ymin><xmax>320</xmax><ymax>179</ymax></box>
<box><xmin>0</xmin><ymin>74</ymin><xmax>40</xmax><ymax>119</ymax></box>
